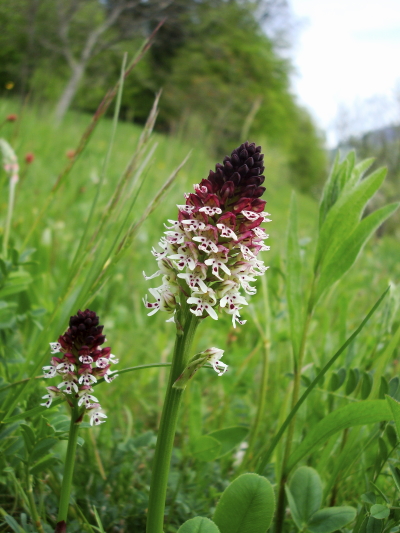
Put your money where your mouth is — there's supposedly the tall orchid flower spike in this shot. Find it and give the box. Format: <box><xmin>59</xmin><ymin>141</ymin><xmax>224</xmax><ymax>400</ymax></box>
<box><xmin>40</xmin><ymin>309</ymin><xmax>118</xmax><ymax>425</ymax></box>
<box><xmin>143</xmin><ymin>141</ymin><xmax>270</xmax><ymax>328</ymax></box>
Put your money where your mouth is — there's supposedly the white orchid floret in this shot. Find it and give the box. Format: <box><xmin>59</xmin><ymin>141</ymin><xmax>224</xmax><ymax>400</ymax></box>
<box><xmin>216</xmin><ymin>223</ymin><xmax>238</xmax><ymax>240</ymax></box>
<box><xmin>258</xmin><ymin>243</ymin><xmax>271</xmax><ymax>252</ymax></box>
<box><xmin>241</xmin><ymin>210</ymin><xmax>262</xmax><ymax>221</ymax></box>
<box><xmin>143</xmin><ymin>283</ymin><xmax>177</xmax><ymax>316</ymax></box>
<box><xmin>58</xmin><ymin>379</ymin><xmax>79</xmax><ymax>394</ymax></box>
<box><xmin>260</xmin><ymin>212</ymin><xmax>272</xmax><ymax>222</ymax></box>
<box><xmin>252</xmin><ymin>227</ymin><xmax>269</xmax><ymax>239</ymax></box>
<box><xmin>42</xmin><ymin>364</ymin><xmax>58</xmax><ymax>378</ymax></box>
<box><xmin>49</xmin><ymin>342</ymin><xmax>62</xmax><ymax>354</ymax></box>
<box><xmin>192</xmin><ymin>234</ymin><xmax>219</xmax><ymax>254</ymax></box>
<box><xmin>177</xmin><ymin>204</ymin><xmax>196</xmax><ymax>213</ymax></box>
<box><xmin>40</xmin><ymin>386</ymin><xmax>62</xmax><ymax>408</ymax></box>
<box><xmin>56</xmin><ymin>361</ymin><xmax>75</xmax><ymax>373</ymax></box>
<box><xmin>240</xmin><ymin>244</ymin><xmax>256</xmax><ymax>261</ymax></box>
<box><xmin>78</xmin><ymin>392</ymin><xmax>99</xmax><ymax>407</ymax></box>
<box><xmin>104</xmin><ymin>369</ymin><xmax>118</xmax><ymax>383</ymax></box>
<box><xmin>203</xmin><ymin>347</ymin><xmax>228</xmax><ymax>376</ymax></box>
<box><xmin>78</xmin><ymin>372</ymin><xmax>97</xmax><ymax>386</ymax></box>
<box><xmin>204</xmin><ymin>253</ymin><xmax>231</xmax><ymax>280</ymax></box>
<box><xmin>165</xmin><ymin>229</ymin><xmax>186</xmax><ymax>245</ymax></box>
<box><xmin>177</xmin><ymin>263</ymin><xmax>208</xmax><ymax>293</ymax></box>
<box><xmin>187</xmin><ymin>288</ymin><xmax>218</xmax><ymax>319</ymax></box>
<box><xmin>89</xmin><ymin>409</ymin><xmax>108</xmax><ymax>426</ymax></box>
<box><xmin>109</xmin><ymin>354</ymin><xmax>119</xmax><ymax>364</ymax></box>
<box><xmin>169</xmin><ymin>241</ymin><xmax>198</xmax><ymax>270</ymax></box>
<box><xmin>199</xmin><ymin>206</ymin><xmax>222</xmax><ymax>216</ymax></box>
<box><xmin>79</xmin><ymin>354</ymin><xmax>93</xmax><ymax>364</ymax></box>
<box><xmin>181</xmin><ymin>219</ymin><xmax>206</xmax><ymax>232</ymax></box>
<box><xmin>164</xmin><ymin>219</ymin><xmax>181</xmax><ymax>230</ymax></box>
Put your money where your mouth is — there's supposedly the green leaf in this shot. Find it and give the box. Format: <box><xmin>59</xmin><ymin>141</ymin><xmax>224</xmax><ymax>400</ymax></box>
<box><xmin>386</xmin><ymin>395</ymin><xmax>400</xmax><ymax>440</ymax></box>
<box><xmin>308</xmin><ymin>506</ymin><xmax>356</xmax><ymax>533</ymax></box>
<box><xmin>208</xmin><ymin>427</ymin><xmax>248</xmax><ymax>458</ymax></box>
<box><xmin>30</xmin><ymin>437</ymin><xmax>58</xmax><ymax>463</ymax></box>
<box><xmin>3</xmin><ymin>399</ymin><xmax>63</xmax><ymax>424</ymax></box>
<box><xmin>191</xmin><ymin>436</ymin><xmax>221</xmax><ymax>461</ymax></box>
<box><xmin>177</xmin><ymin>517</ymin><xmax>221</xmax><ymax>533</ymax></box>
<box><xmin>346</xmin><ymin>368</ymin><xmax>360</xmax><ymax>395</ymax></box>
<box><xmin>361</xmin><ymin>372</ymin><xmax>374</xmax><ymax>400</ymax></box>
<box><xmin>287</xmin><ymin>467</ymin><xmax>322</xmax><ymax>528</ymax></box>
<box><xmin>287</xmin><ymin>400</ymin><xmax>391</xmax><ymax>472</ymax></box>
<box><xmin>2</xmin><ymin>513</ymin><xmax>24</xmax><ymax>533</ymax></box>
<box><xmin>213</xmin><ymin>474</ymin><xmax>275</xmax><ymax>533</ymax></box>
<box><xmin>29</xmin><ymin>454</ymin><xmax>59</xmax><ymax>475</ymax></box>
<box><xmin>316</xmin><ymin>203</ymin><xmax>399</xmax><ymax>300</ymax></box>
<box><xmin>315</xmin><ymin>165</ymin><xmax>387</xmax><ymax>273</ymax></box>
<box><xmin>0</xmin><ymin>270</ymin><xmax>32</xmax><ymax>298</ymax></box>
<box><xmin>386</xmin><ymin>424</ymin><xmax>397</xmax><ymax>447</ymax></box>
<box><xmin>370</xmin><ymin>504</ymin><xmax>390</xmax><ymax>520</ymax></box>
<box><xmin>93</xmin><ymin>506</ymin><xmax>106</xmax><ymax>533</ymax></box>
<box><xmin>379</xmin><ymin>377</ymin><xmax>389</xmax><ymax>400</ymax></box>
<box><xmin>286</xmin><ymin>193</ymin><xmax>303</xmax><ymax>357</ymax></box>
<box><xmin>20</xmin><ymin>423</ymin><xmax>35</xmax><ymax>454</ymax></box>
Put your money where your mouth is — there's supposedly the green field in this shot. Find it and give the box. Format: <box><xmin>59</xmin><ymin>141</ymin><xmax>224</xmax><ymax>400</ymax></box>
<box><xmin>1</xmin><ymin>95</ymin><xmax>400</xmax><ymax>533</ymax></box>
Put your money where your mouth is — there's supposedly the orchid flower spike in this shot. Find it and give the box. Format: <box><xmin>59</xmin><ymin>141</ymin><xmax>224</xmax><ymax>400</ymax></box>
<box><xmin>39</xmin><ymin>309</ymin><xmax>118</xmax><ymax>426</ymax></box>
<box><xmin>143</xmin><ymin>142</ymin><xmax>270</xmax><ymax>327</ymax></box>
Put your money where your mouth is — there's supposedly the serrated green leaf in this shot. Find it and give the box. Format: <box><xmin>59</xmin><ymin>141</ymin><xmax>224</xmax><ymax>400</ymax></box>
<box><xmin>287</xmin><ymin>401</ymin><xmax>391</xmax><ymax>472</ymax></box>
<box><xmin>316</xmin><ymin>203</ymin><xmax>399</xmax><ymax>300</ymax></box>
<box><xmin>208</xmin><ymin>427</ymin><xmax>248</xmax><ymax>458</ymax></box>
<box><xmin>213</xmin><ymin>474</ymin><xmax>275</xmax><ymax>533</ymax></box>
<box><xmin>288</xmin><ymin>466</ymin><xmax>322</xmax><ymax>527</ymax></box>
<box><xmin>286</xmin><ymin>193</ymin><xmax>303</xmax><ymax>358</ymax></box>
<box><xmin>308</xmin><ymin>506</ymin><xmax>356</xmax><ymax>533</ymax></box>
<box><xmin>177</xmin><ymin>517</ymin><xmax>221</xmax><ymax>533</ymax></box>
<box><xmin>370</xmin><ymin>504</ymin><xmax>390</xmax><ymax>520</ymax></box>
<box><xmin>191</xmin><ymin>436</ymin><xmax>221</xmax><ymax>461</ymax></box>
<box><xmin>315</xmin><ymin>166</ymin><xmax>388</xmax><ymax>274</ymax></box>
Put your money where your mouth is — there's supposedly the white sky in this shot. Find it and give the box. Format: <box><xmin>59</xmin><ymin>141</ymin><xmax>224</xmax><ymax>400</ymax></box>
<box><xmin>289</xmin><ymin>0</ymin><xmax>400</xmax><ymax>146</ymax></box>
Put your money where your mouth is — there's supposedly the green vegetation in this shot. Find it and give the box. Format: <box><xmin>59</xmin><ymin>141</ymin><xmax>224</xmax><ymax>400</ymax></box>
<box><xmin>0</xmin><ymin>89</ymin><xmax>400</xmax><ymax>533</ymax></box>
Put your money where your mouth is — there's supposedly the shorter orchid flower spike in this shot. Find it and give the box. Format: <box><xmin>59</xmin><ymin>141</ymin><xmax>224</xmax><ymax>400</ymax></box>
<box><xmin>38</xmin><ymin>309</ymin><xmax>119</xmax><ymax>427</ymax></box>
<box><xmin>173</xmin><ymin>347</ymin><xmax>228</xmax><ymax>390</ymax></box>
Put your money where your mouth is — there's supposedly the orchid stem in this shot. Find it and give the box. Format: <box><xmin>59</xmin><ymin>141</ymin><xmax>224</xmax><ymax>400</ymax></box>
<box><xmin>146</xmin><ymin>308</ymin><xmax>199</xmax><ymax>533</ymax></box>
<box><xmin>56</xmin><ymin>404</ymin><xmax>80</xmax><ymax>530</ymax></box>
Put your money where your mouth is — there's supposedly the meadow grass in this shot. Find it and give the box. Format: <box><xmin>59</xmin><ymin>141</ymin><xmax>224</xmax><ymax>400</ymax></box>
<box><xmin>0</xmin><ymin>95</ymin><xmax>400</xmax><ymax>532</ymax></box>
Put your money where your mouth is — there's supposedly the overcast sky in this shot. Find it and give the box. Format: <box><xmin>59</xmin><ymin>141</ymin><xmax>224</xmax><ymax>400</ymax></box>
<box><xmin>289</xmin><ymin>0</ymin><xmax>400</xmax><ymax>146</ymax></box>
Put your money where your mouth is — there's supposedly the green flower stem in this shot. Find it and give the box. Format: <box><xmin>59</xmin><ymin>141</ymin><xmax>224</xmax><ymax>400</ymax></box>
<box><xmin>57</xmin><ymin>404</ymin><xmax>81</xmax><ymax>525</ymax></box>
<box><xmin>146</xmin><ymin>309</ymin><xmax>199</xmax><ymax>533</ymax></box>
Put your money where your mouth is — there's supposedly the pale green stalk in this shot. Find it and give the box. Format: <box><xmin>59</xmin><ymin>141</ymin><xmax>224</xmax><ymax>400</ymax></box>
<box><xmin>25</xmin><ymin>467</ymin><xmax>45</xmax><ymax>533</ymax></box>
<box><xmin>146</xmin><ymin>304</ymin><xmax>199</xmax><ymax>533</ymax></box>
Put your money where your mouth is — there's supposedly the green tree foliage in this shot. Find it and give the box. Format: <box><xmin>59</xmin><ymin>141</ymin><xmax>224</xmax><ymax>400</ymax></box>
<box><xmin>0</xmin><ymin>0</ymin><xmax>327</xmax><ymax>193</ymax></box>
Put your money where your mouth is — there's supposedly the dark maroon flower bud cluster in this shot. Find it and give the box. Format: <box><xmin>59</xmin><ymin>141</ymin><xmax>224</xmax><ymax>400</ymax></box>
<box><xmin>58</xmin><ymin>309</ymin><xmax>106</xmax><ymax>351</ymax></box>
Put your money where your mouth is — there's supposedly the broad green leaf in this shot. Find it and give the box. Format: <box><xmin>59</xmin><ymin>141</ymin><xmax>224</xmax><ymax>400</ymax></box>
<box><xmin>386</xmin><ymin>424</ymin><xmax>397</xmax><ymax>447</ymax></box>
<box><xmin>3</xmin><ymin>399</ymin><xmax>63</xmax><ymax>424</ymax></box>
<box><xmin>191</xmin><ymin>436</ymin><xmax>221</xmax><ymax>461</ymax></box>
<box><xmin>288</xmin><ymin>467</ymin><xmax>322</xmax><ymax>527</ymax></box>
<box><xmin>287</xmin><ymin>400</ymin><xmax>391</xmax><ymax>472</ymax></box>
<box><xmin>286</xmin><ymin>193</ymin><xmax>303</xmax><ymax>357</ymax></box>
<box><xmin>0</xmin><ymin>270</ymin><xmax>32</xmax><ymax>298</ymax></box>
<box><xmin>177</xmin><ymin>517</ymin><xmax>221</xmax><ymax>533</ymax></box>
<box><xmin>308</xmin><ymin>506</ymin><xmax>356</xmax><ymax>533</ymax></box>
<box><xmin>315</xmin><ymin>166</ymin><xmax>387</xmax><ymax>273</ymax></box>
<box><xmin>208</xmin><ymin>427</ymin><xmax>248</xmax><ymax>458</ymax></box>
<box><xmin>348</xmin><ymin>157</ymin><xmax>375</xmax><ymax>189</ymax></box>
<box><xmin>2</xmin><ymin>513</ymin><xmax>24</xmax><ymax>533</ymax></box>
<box><xmin>370</xmin><ymin>504</ymin><xmax>390</xmax><ymax>520</ymax></box>
<box><xmin>386</xmin><ymin>395</ymin><xmax>400</xmax><ymax>440</ymax></box>
<box><xmin>213</xmin><ymin>474</ymin><xmax>275</xmax><ymax>533</ymax></box>
<box><xmin>319</xmin><ymin>152</ymin><xmax>343</xmax><ymax>228</ymax></box>
<box><xmin>316</xmin><ymin>203</ymin><xmax>399</xmax><ymax>300</ymax></box>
